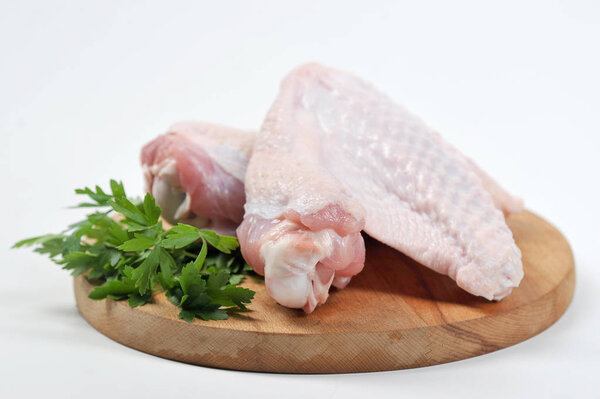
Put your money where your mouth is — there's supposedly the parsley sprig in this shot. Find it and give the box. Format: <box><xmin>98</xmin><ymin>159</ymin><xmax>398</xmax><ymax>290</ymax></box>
<box><xmin>13</xmin><ymin>180</ymin><xmax>255</xmax><ymax>321</ymax></box>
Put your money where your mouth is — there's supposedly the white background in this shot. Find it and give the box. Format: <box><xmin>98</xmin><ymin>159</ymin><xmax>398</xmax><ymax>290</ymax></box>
<box><xmin>1</xmin><ymin>1</ymin><xmax>599</xmax><ymax>398</ymax></box>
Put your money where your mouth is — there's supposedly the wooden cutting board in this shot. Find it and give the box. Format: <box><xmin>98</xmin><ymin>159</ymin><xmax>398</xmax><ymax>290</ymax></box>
<box><xmin>74</xmin><ymin>211</ymin><xmax>575</xmax><ymax>373</ymax></box>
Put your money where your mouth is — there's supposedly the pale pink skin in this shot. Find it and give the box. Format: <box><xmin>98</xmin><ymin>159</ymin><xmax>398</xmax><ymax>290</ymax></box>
<box><xmin>238</xmin><ymin>63</ymin><xmax>524</xmax><ymax>313</ymax></box>
<box><xmin>141</xmin><ymin>121</ymin><xmax>254</xmax><ymax>236</ymax></box>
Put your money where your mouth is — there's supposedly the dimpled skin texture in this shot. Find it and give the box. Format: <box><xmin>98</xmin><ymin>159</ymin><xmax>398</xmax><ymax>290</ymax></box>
<box><xmin>238</xmin><ymin>63</ymin><xmax>523</xmax><ymax>312</ymax></box>
<box><xmin>141</xmin><ymin>121</ymin><xmax>255</xmax><ymax>236</ymax></box>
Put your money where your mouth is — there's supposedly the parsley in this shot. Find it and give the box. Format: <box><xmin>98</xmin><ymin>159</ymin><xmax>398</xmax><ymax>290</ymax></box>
<box><xmin>13</xmin><ymin>180</ymin><xmax>255</xmax><ymax>321</ymax></box>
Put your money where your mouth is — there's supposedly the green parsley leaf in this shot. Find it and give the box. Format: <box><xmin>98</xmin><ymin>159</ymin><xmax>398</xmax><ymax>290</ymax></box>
<box><xmin>60</xmin><ymin>251</ymin><xmax>98</xmax><ymax>276</ymax></box>
<box><xmin>131</xmin><ymin>247</ymin><xmax>161</xmax><ymax>294</ymax></box>
<box><xmin>142</xmin><ymin>193</ymin><xmax>161</xmax><ymax>225</ymax></box>
<box><xmin>178</xmin><ymin>310</ymin><xmax>196</xmax><ymax>323</ymax></box>
<box><xmin>157</xmin><ymin>247</ymin><xmax>176</xmax><ymax>280</ymax></box>
<box><xmin>195</xmin><ymin>307</ymin><xmax>228</xmax><ymax>321</ymax></box>
<box><xmin>109</xmin><ymin>196</ymin><xmax>148</xmax><ymax>226</ymax></box>
<box><xmin>74</xmin><ymin>185</ymin><xmax>113</xmax><ymax>207</ymax></box>
<box><xmin>221</xmin><ymin>285</ymin><xmax>255</xmax><ymax>310</ymax></box>
<box><xmin>117</xmin><ymin>234</ymin><xmax>156</xmax><ymax>251</ymax></box>
<box><xmin>128</xmin><ymin>292</ymin><xmax>152</xmax><ymax>307</ymax></box>
<box><xmin>12</xmin><ymin>234</ymin><xmax>63</xmax><ymax>249</ymax></box>
<box><xmin>198</xmin><ymin>230</ymin><xmax>239</xmax><ymax>253</ymax></box>
<box><xmin>160</xmin><ymin>223</ymin><xmax>202</xmax><ymax>249</ymax></box>
<box><xmin>110</xmin><ymin>179</ymin><xmax>126</xmax><ymax>199</ymax></box>
<box><xmin>88</xmin><ymin>279</ymin><xmax>137</xmax><ymax>300</ymax></box>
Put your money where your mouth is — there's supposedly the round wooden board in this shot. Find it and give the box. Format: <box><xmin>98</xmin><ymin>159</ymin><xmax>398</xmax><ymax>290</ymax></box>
<box><xmin>74</xmin><ymin>211</ymin><xmax>575</xmax><ymax>373</ymax></box>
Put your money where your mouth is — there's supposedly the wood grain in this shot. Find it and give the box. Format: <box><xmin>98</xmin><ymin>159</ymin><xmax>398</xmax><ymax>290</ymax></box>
<box><xmin>74</xmin><ymin>211</ymin><xmax>575</xmax><ymax>373</ymax></box>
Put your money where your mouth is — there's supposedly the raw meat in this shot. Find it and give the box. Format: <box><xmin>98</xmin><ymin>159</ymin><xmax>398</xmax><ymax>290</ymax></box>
<box><xmin>141</xmin><ymin>121</ymin><xmax>254</xmax><ymax>236</ymax></box>
<box><xmin>237</xmin><ymin>63</ymin><xmax>523</xmax><ymax>312</ymax></box>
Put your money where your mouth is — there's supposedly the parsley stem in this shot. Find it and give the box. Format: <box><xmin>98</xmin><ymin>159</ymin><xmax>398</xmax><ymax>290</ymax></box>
<box><xmin>183</xmin><ymin>250</ymin><xmax>197</xmax><ymax>258</ymax></box>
